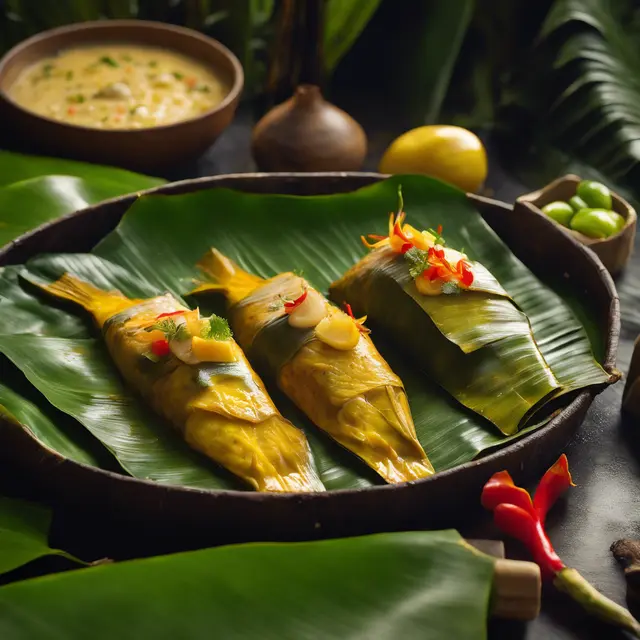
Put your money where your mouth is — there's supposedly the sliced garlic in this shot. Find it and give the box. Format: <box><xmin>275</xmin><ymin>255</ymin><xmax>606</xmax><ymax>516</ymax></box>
<box><xmin>443</xmin><ymin>247</ymin><xmax>467</xmax><ymax>263</ymax></box>
<box><xmin>288</xmin><ymin>289</ymin><xmax>328</xmax><ymax>328</ymax></box>
<box><xmin>315</xmin><ymin>311</ymin><xmax>360</xmax><ymax>350</ymax></box>
<box><xmin>169</xmin><ymin>337</ymin><xmax>199</xmax><ymax>364</ymax></box>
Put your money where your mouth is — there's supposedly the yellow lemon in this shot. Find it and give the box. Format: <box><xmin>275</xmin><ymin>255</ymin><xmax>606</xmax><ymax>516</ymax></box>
<box><xmin>379</xmin><ymin>125</ymin><xmax>488</xmax><ymax>192</ymax></box>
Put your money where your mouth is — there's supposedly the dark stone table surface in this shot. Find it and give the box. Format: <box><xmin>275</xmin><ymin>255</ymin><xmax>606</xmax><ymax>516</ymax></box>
<box><xmin>4</xmin><ymin>102</ymin><xmax>640</xmax><ymax>639</ymax></box>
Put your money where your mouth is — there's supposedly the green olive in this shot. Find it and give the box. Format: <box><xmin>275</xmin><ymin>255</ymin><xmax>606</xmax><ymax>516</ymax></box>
<box><xmin>570</xmin><ymin>208</ymin><xmax>621</xmax><ymax>239</ymax></box>
<box><xmin>610</xmin><ymin>211</ymin><xmax>626</xmax><ymax>233</ymax></box>
<box><xmin>576</xmin><ymin>180</ymin><xmax>613</xmax><ymax>210</ymax></box>
<box><xmin>541</xmin><ymin>201</ymin><xmax>575</xmax><ymax>227</ymax></box>
<box><xmin>568</xmin><ymin>195</ymin><xmax>588</xmax><ymax>212</ymax></box>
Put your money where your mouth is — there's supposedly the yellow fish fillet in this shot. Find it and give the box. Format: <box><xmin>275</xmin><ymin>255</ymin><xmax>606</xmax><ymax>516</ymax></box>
<box><xmin>37</xmin><ymin>273</ymin><xmax>324</xmax><ymax>493</ymax></box>
<box><xmin>192</xmin><ymin>249</ymin><xmax>435</xmax><ymax>484</ymax></box>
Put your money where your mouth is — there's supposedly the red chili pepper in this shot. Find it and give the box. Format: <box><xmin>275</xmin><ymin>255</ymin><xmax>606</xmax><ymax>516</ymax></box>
<box><xmin>284</xmin><ymin>290</ymin><xmax>308</xmax><ymax>314</ymax></box>
<box><xmin>533</xmin><ymin>453</ymin><xmax>575</xmax><ymax>523</ymax></box>
<box><xmin>457</xmin><ymin>260</ymin><xmax>474</xmax><ymax>287</ymax></box>
<box><xmin>481</xmin><ymin>461</ymin><xmax>570</xmax><ymax>578</ymax></box>
<box><xmin>151</xmin><ymin>339</ymin><xmax>170</xmax><ymax>357</ymax></box>
<box><xmin>67</xmin><ymin>106</ymin><xmax>77</xmax><ymax>116</ymax></box>
<box><xmin>437</xmin><ymin>224</ymin><xmax>443</xmax><ymax>235</ymax></box>
<box><xmin>156</xmin><ymin>310</ymin><xmax>185</xmax><ymax>319</ymax></box>
<box><xmin>482</xmin><ymin>456</ymin><xmax>640</xmax><ymax>636</ymax></box>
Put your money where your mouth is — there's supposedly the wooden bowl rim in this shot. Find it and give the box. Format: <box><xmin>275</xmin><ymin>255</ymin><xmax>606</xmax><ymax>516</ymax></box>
<box><xmin>0</xmin><ymin>172</ymin><xmax>620</xmax><ymax>503</ymax></box>
<box><xmin>0</xmin><ymin>19</ymin><xmax>244</xmax><ymax>135</ymax></box>
<box><xmin>516</xmin><ymin>173</ymin><xmax>637</xmax><ymax>247</ymax></box>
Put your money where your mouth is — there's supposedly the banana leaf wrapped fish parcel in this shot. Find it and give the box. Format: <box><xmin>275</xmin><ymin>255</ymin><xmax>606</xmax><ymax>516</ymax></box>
<box><xmin>193</xmin><ymin>249</ymin><xmax>435</xmax><ymax>484</ymax></box>
<box><xmin>329</xmin><ymin>200</ymin><xmax>610</xmax><ymax>435</ymax></box>
<box><xmin>32</xmin><ymin>273</ymin><xmax>323</xmax><ymax>492</ymax></box>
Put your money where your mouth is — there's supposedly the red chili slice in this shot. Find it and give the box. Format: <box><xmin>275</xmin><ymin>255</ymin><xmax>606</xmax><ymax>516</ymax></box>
<box><xmin>151</xmin><ymin>339</ymin><xmax>170</xmax><ymax>357</ymax></box>
<box><xmin>284</xmin><ymin>290</ymin><xmax>308</xmax><ymax>313</ymax></box>
<box><xmin>156</xmin><ymin>310</ymin><xmax>185</xmax><ymax>319</ymax></box>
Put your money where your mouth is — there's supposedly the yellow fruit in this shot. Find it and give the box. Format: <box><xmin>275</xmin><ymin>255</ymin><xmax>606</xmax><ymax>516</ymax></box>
<box><xmin>191</xmin><ymin>336</ymin><xmax>237</xmax><ymax>363</ymax></box>
<box><xmin>379</xmin><ymin>125</ymin><xmax>487</xmax><ymax>192</ymax></box>
<box><xmin>315</xmin><ymin>312</ymin><xmax>360</xmax><ymax>350</ymax></box>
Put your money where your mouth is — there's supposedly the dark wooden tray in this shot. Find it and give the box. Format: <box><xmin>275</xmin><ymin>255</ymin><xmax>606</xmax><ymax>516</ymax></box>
<box><xmin>0</xmin><ymin>173</ymin><xmax>620</xmax><ymax>557</ymax></box>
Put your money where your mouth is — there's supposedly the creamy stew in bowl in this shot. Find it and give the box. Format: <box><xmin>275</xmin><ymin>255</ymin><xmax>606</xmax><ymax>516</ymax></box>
<box><xmin>7</xmin><ymin>44</ymin><xmax>229</xmax><ymax>129</ymax></box>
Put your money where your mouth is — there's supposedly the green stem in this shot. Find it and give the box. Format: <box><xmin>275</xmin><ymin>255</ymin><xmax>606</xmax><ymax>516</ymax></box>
<box><xmin>554</xmin><ymin>567</ymin><xmax>640</xmax><ymax>637</ymax></box>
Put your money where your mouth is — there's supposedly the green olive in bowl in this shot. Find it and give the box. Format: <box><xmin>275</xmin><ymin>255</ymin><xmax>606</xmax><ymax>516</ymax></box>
<box><xmin>542</xmin><ymin>201</ymin><xmax>574</xmax><ymax>226</ymax></box>
<box><xmin>570</xmin><ymin>208</ymin><xmax>625</xmax><ymax>239</ymax></box>
<box><xmin>576</xmin><ymin>180</ymin><xmax>613</xmax><ymax>210</ymax></box>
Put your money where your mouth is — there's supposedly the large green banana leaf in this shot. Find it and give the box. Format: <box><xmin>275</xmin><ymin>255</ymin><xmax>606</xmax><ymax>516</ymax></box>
<box><xmin>0</xmin><ymin>496</ymin><xmax>79</xmax><ymax>575</ymax></box>
<box><xmin>0</xmin><ymin>529</ymin><xmax>495</xmax><ymax>640</ymax></box>
<box><xmin>0</xmin><ymin>151</ymin><xmax>164</xmax><ymax>247</ymax></box>
<box><xmin>0</xmin><ymin>175</ymin><xmax>608</xmax><ymax>491</ymax></box>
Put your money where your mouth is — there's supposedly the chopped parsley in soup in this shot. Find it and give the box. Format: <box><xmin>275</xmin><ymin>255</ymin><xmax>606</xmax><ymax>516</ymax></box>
<box><xmin>8</xmin><ymin>45</ymin><xmax>228</xmax><ymax>129</ymax></box>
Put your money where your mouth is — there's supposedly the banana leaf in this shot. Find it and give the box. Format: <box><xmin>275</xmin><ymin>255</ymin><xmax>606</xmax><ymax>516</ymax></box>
<box><xmin>0</xmin><ymin>529</ymin><xmax>496</xmax><ymax>640</ymax></box>
<box><xmin>0</xmin><ymin>151</ymin><xmax>164</xmax><ymax>247</ymax></box>
<box><xmin>505</xmin><ymin>0</ymin><xmax>640</xmax><ymax>201</ymax></box>
<box><xmin>0</xmin><ymin>151</ymin><xmax>164</xmax><ymax>190</ymax></box>
<box><xmin>0</xmin><ymin>496</ymin><xmax>80</xmax><ymax>575</ymax></box>
<box><xmin>0</xmin><ymin>175</ymin><xmax>608</xmax><ymax>491</ymax></box>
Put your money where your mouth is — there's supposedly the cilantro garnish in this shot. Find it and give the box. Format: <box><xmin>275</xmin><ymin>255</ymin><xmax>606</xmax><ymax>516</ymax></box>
<box><xmin>404</xmin><ymin>247</ymin><xmax>431</xmax><ymax>279</ymax></box>
<box><xmin>147</xmin><ymin>318</ymin><xmax>190</xmax><ymax>342</ymax></box>
<box><xmin>201</xmin><ymin>315</ymin><xmax>232</xmax><ymax>341</ymax></box>
<box><xmin>99</xmin><ymin>56</ymin><xmax>119</xmax><ymax>68</ymax></box>
<box><xmin>172</xmin><ymin>71</ymin><xmax>184</xmax><ymax>80</ymax></box>
<box><xmin>67</xmin><ymin>94</ymin><xmax>85</xmax><ymax>104</ymax></box>
<box><xmin>441</xmin><ymin>281</ymin><xmax>461</xmax><ymax>295</ymax></box>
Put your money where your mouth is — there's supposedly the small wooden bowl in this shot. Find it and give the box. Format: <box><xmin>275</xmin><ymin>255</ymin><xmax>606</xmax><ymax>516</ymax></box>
<box><xmin>0</xmin><ymin>20</ymin><xmax>244</xmax><ymax>172</ymax></box>
<box><xmin>515</xmin><ymin>174</ymin><xmax>636</xmax><ymax>275</ymax></box>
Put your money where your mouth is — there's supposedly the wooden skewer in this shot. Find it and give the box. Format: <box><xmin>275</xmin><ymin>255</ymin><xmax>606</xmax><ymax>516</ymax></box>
<box><xmin>467</xmin><ymin>538</ymin><xmax>542</xmax><ymax>621</ymax></box>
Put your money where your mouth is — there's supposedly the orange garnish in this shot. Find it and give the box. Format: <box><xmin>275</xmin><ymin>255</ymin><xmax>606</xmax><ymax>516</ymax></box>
<box><xmin>423</xmin><ymin>247</ymin><xmax>474</xmax><ymax>287</ymax></box>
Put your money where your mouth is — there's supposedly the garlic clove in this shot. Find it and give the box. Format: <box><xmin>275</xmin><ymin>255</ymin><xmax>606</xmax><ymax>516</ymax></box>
<box><xmin>288</xmin><ymin>289</ymin><xmax>327</xmax><ymax>328</ymax></box>
<box><xmin>315</xmin><ymin>311</ymin><xmax>360</xmax><ymax>350</ymax></box>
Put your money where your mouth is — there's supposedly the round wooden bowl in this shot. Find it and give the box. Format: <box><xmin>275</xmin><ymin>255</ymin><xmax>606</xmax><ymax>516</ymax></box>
<box><xmin>0</xmin><ymin>173</ymin><xmax>619</xmax><ymax>557</ymax></box>
<box><xmin>516</xmin><ymin>174</ymin><xmax>637</xmax><ymax>275</ymax></box>
<box><xmin>0</xmin><ymin>20</ymin><xmax>244</xmax><ymax>173</ymax></box>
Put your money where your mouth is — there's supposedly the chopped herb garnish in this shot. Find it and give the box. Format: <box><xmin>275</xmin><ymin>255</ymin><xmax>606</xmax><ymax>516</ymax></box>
<box><xmin>195</xmin><ymin>369</ymin><xmax>211</xmax><ymax>388</ymax></box>
<box><xmin>67</xmin><ymin>94</ymin><xmax>85</xmax><ymax>104</ymax></box>
<box><xmin>42</xmin><ymin>63</ymin><xmax>54</xmax><ymax>78</ymax></box>
<box><xmin>404</xmin><ymin>247</ymin><xmax>431</xmax><ymax>279</ymax></box>
<box><xmin>147</xmin><ymin>318</ymin><xmax>190</xmax><ymax>342</ymax></box>
<box><xmin>268</xmin><ymin>298</ymin><xmax>284</xmax><ymax>312</ymax></box>
<box><xmin>148</xmin><ymin>60</ymin><xmax>158</xmax><ymax>68</ymax></box>
<box><xmin>192</xmin><ymin>84</ymin><xmax>211</xmax><ymax>93</ymax></box>
<box><xmin>65</xmin><ymin>70</ymin><xmax>74</xmax><ymax>80</ymax></box>
<box><xmin>441</xmin><ymin>281</ymin><xmax>461</xmax><ymax>295</ymax></box>
<box><xmin>172</xmin><ymin>71</ymin><xmax>184</xmax><ymax>80</ymax></box>
<box><xmin>201</xmin><ymin>315</ymin><xmax>233</xmax><ymax>341</ymax></box>
<box><xmin>121</xmin><ymin>54</ymin><xmax>133</xmax><ymax>62</ymax></box>
<box><xmin>99</xmin><ymin>56</ymin><xmax>119</xmax><ymax>68</ymax></box>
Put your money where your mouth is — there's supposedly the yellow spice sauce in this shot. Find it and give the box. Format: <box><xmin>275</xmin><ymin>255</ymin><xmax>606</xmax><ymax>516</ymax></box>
<box><xmin>7</xmin><ymin>44</ymin><xmax>228</xmax><ymax>129</ymax></box>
